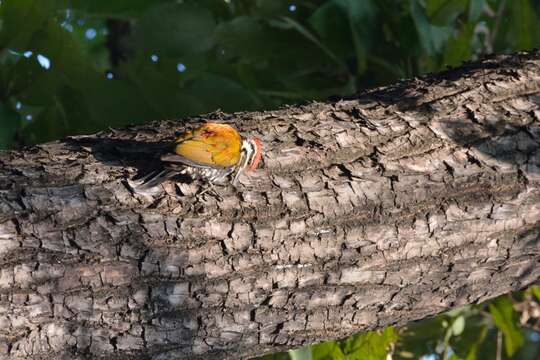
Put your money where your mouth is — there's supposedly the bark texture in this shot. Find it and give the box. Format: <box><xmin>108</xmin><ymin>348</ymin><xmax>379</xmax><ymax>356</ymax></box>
<box><xmin>0</xmin><ymin>51</ymin><xmax>540</xmax><ymax>359</ymax></box>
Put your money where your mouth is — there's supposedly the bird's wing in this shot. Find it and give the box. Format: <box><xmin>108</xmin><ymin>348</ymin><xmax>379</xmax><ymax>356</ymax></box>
<box><xmin>160</xmin><ymin>153</ymin><xmax>227</xmax><ymax>169</ymax></box>
<box><xmin>173</xmin><ymin>124</ymin><xmax>242</xmax><ymax>167</ymax></box>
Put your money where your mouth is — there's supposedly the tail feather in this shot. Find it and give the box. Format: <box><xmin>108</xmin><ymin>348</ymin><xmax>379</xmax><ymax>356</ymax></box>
<box><xmin>135</xmin><ymin>169</ymin><xmax>176</xmax><ymax>189</ymax></box>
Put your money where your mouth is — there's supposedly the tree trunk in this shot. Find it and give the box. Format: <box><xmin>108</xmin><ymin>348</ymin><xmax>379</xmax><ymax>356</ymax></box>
<box><xmin>0</xmin><ymin>51</ymin><xmax>539</xmax><ymax>359</ymax></box>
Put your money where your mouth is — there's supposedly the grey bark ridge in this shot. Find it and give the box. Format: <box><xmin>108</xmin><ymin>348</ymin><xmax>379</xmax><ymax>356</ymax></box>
<box><xmin>0</xmin><ymin>50</ymin><xmax>540</xmax><ymax>359</ymax></box>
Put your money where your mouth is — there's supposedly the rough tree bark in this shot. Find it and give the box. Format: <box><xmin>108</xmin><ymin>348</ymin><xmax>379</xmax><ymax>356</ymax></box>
<box><xmin>0</xmin><ymin>51</ymin><xmax>539</xmax><ymax>359</ymax></box>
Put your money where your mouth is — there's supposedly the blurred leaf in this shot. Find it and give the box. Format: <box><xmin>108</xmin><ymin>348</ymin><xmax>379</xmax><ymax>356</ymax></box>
<box><xmin>503</xmin><ymin>0</ymin><xmax>540</xmax><ymax>51</ymax></box>
<box><xmin>289</xmin><ymin>347</ymin><xmax>312</xmax><ymax>360</ymax></box>
<box><xmin>489</xmin><ymin>296</ymin><xmax>525</xmax><ymax>357</ymax></box>
<box><xmin>216</xmin><ymin>16</ymin><xmax>285</xmax><ymax>64</ymax></box>
<box><xmin>443</xmin><ymin>23</ymin><xmax>474</xmax><ymax>67</ymax></box>
<box><xmin>341</xmin><ymin>327</ymin><xmax>398</xmax><ymax>360</ymax></box>
<box><xmin>451</xmin><ymin>316</ymin><xmax>465</xmax><ymax>336</ymax></box>
<box><xmin>13</xmin><ymin>17</ymin><xmax>96</xmax><ymax>93</ymax></box>
<box><xmin>273</xmin><ymin>17</ymin><xmax>347</xmax><ymax>72</ymax></box>
<box><xmin>82</xmin><ymin>76</ymin><xmax>154</xmax><ymax>130</ymax></box>
<box><xmin>397</xmin><ymin>315</ymin><xmax>446</xmax><ymax>356</ymax></box>
<box><xmin>68</xmin><ymin>0</ymin><xmax>163</xmax><ymax>17</ymax></box>
<box><xmin>216</xmin><ymin>17</ymin><xmax>330</xmax><ymax>96</ymax></box>
<box><xmin>425</xmin><ymin>0</ymin><xmax>468</xmax><ymax>26</ymax></box>
<box><xmin>531</xmin><ymin>286</ymin><xmax>540</xmax><ymax>303</ymax></box>
<box><xmin>255</xmin><ymin>0</ymin><xmax>289</xmax><ymax>17</ymax></box>
<box><xmin>449</xmin><ymin>310</ymin><xmax>489</xmax><ymax>360</ymax></box>
<box><xmin>186</xmin><ymin>73</ymin><xmax>258</xmax><ymax>112</ymax></box>
<box><xmin>0</xmin><ymin>0</ymin><xmax>53</xmax><ymax>50</ymax></box>
<box><xmin>133</xmin><ymin>2</ymin><xmax>216</xmax><ymax>57</ymax></box>
<box><xmin>462</xmin><ymin>325</ymin><xmax>487</xmax><ymax>360</ymax></box>
<box><xmin>308</xmin><ymin>1</ymin><xmax>354</xmax><ymax>60</ymax></box>
<box><xmin>20</xmin><ymin>103</ymin><xmax>65</xmax><ymax>144</ymax></box>
<box><xmin>337</xmin><ymin>0</ymin><xmax>377</xmax><ymax>74</ymax></box>
<box><xmin>0</xmin><ymin>103</ymin><xmax>20</xmax><ymax>149</ymax></box>
<box><xmin>410</xmin><ymin>0</ymin><xmax>453</xmax><ymax>56</ymax></box>
<box><xmin>116</xmin><ymin>54</ymin><xmax>205</xmax><ymax>119</ymax></box>
<box><xmin>468</xmin><ymin>0</ymin><xmax>485</xmax><ymax>21</ymax></box>
<box><xmin>311</xmin><ymin>341</ymin><xmax>345</xmax><ymax>360</ymax></box>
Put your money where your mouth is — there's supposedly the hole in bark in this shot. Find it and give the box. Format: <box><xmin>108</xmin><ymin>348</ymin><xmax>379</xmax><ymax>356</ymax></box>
<box><xmin>517</xmin><ymin>168</ymin><xmax>529</xmax><ymax>186</ymax></box>
<box><xmin>465</xmin><ymin>152</ymin><xmax>482</xmax><ymax>166</ymax></box>
<box><xmin>260</xmin><ymin>295</ymin><xmax>272</xmax><ymax>306</ymax></box>
<box><xmin>68</xmin><ymin>238</ymin><xmax>82</xmax><ymax>251</ymax></box>
<box><xmin>294</xmin><ymin>132</ymin><xmax>324</xmax><ymax>149</ymax></box>
<box><xmin>388</xmin><ymin>175</ymin><xmax>398</xmax><ymax>191</ymax></box>
<box><xmin>340</xmin><ymin>293</ymin><xmax>354</xmax><ymax>306</ymax></box>
<box><xmin>219</xmin><ymin>240</ymin><xmax>229</xmax><ymax>256</ymax></box>
<box><xmin>442</xmin><ymin>161</ymin><xmax>455</xmax><ymax>176</ymax></box>
<box><xmin>337</xmin><ymin>164</ymin><xmax>353</xmax><ymax>180</ymax></box>
<box><xmin>109</xmin><ymin>337</ymin><xmax>118</xmax><ymax>351</ymax></box>
<box><xmin>273</xmin><ymin>322</ymin><xmax>284</xmax><ymax>334</ymax></box>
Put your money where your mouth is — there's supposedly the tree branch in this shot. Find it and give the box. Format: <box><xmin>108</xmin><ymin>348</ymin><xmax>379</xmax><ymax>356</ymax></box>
<box><xmin>0</xmin><ymin>51</ymin><xmax>539</xmax><ymax>359</ymax></box>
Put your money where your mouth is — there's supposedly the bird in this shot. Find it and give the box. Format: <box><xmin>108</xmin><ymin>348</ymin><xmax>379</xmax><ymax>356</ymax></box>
<box><xmin>135</xmin><ymin>123</ymin><xmax>262</xmax><ymax>190</ymax></box>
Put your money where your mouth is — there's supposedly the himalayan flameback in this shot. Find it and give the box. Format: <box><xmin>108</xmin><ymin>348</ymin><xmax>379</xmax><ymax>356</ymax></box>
<box><xmin>136</xmin><ymin>123</ymin><xmax>262</xmax><ymax>189</ymax></box>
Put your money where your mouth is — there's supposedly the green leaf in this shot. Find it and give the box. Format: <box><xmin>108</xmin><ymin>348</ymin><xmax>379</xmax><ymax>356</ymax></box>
<box><xmin>425</xmin><ymin>0</ymin><xmax>468</xmax><ymax>26</ymax></box>
<box><xmin>288</xmin><ymin>347</ymin><xmax>312</xmax><ymax>360</ymax></box>
<box><xmin>531</xmin><ymin>286</ymin><xmax>540</xmax><ymax>303</ymax></box>
<box><xmin>273</xmin><ymin>17</ymin><xmax>347</xmax><ymax>72</ymax></box>
<box><xmin>443</xmin><ymin>23</ymin><xmax>474</xmax><ymax>67</ymax></box>
<box><xmin>341</xmin><ymin>327</ymin><xmax>398</xmax><ymax>360</ymax></box>
<box><xmin>504</xmin><ymin>0</ymin><xmax>540</xmax><ymax>51</ymax></box>
<box><xmin>255</xmin><ymin>0</ymin><xmax>289</xmax><ymax>17</ymax></box>
<box><xmin>133</xmin><ymin>2</ymin><xmax>216</xmax><ymax>57</ymax></box>
<box><xmin>0</xmin><ymin>0</ymin><xmax>53</xmax><ymax>50</ymax></box>
<box><xmin>337</xmin><ymin>0</ymin><xmax>377</xmax><ymax>74</ymax></box>
<box><xmin>410</xmin><ymin>0</ymin><xmax>453</xmax><ymax>56</ymax></box>
<box><xmin>397</xmin><ymin>316</ymin><xmax>447</xmax><ymax>356</ymax></box>
<box><xmin>67</xmin><ymin>0</ymin><xmax>163</xmax><ymax>17</ymax></box>
<box><xmin>82</xmin><ymin>76</ymin><xmax>155</xmax><ymax>130</ymax></box>
<box><xmin>185</xmin><ymin>73</ymin><xmax>258</xmax><ymax>113</ymax></box>
<box><xmin>463</xmin><ymin>325</ymin><xmax>488</xmax><ymax>360</ymax></box>
<box><xmin>308</xmin><ymin>1</ymin><xmax>354</xmax><ymax>60</ymax></box>
<box><xmin>488</xmin><ymin>296</ymin><xmax>525</xmax><ymax>357</ymax></box>
<box><xmin>216</xmin><ymin>16</ymin><xmax>286</xmax><ymax>64</ymax></box>
<box><xmin>451</xmin><ymin>316</ymin><xmax>465</xmax><ymax>336</ymax></box>
<box><xmin>308</xmin><ymin>0</ymin><xmax>377</xmax><ymax>75</ymax></box>
<box><xmin>468</xmin><ymin>0</ymin><xmax>485</xmax><ymax>22</ymax></box>
<box><xmin>311</xmin><ymin>341</ymin><xmax>345</xmax><ymax>360</ymax></box>
<box><xmin>447</xmin><ymin>309</ymin><xmax>488</xmax><ymax>360</ymax></box>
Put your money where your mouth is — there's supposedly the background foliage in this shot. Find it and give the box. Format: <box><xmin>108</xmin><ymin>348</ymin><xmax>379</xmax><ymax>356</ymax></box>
<box><xmin>1</xmin><ymin>0</ymin><xmax>540</xmax><ymax>358</ymax></box>
<box><xmin>2</xmin><ymin>0</ymin><xmax>540</xmax><ymax>148</ymax></box>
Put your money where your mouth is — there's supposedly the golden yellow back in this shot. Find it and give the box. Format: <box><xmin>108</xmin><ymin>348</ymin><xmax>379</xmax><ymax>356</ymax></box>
<box><xmin>174</xmin><ymin>123</ymin><xmax>242</xmax><ymax>168</ymax></box>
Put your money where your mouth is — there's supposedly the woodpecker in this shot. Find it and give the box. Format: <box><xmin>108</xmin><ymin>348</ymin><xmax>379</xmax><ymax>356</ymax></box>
<box><xmin>136</xmin><ymin>123</ymin><xmax>262</xmax><ymax>189</ymax></box>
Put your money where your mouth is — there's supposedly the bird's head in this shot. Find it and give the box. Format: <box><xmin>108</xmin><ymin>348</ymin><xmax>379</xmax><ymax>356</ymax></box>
<box><xmin>241</xmin><ymin>137</ymin><xmax>262</xmax><ymax>174</ymax></box>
